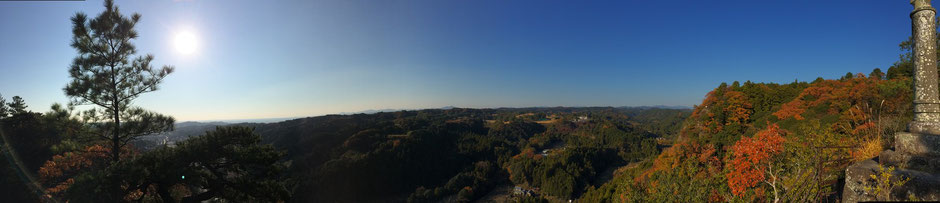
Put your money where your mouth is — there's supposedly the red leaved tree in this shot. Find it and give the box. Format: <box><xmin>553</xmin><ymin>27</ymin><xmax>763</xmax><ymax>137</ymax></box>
<box><xmin>727</xmin><ymin>124</ymin><xmax>786</xmax><ymax>198</ymax></box>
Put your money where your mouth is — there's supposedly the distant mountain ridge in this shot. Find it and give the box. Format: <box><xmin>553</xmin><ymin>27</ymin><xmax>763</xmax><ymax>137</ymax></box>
<box><xmin>336</xmin><ymin>105</ymin><xmax>691</xmax><ymax>115</ymax></box>
<box><xmin>619</xmin><ymin>105</ymin><xmax>693</xmax><ymax>110</ymax></box>
<box><xmin>336</xmin><ymin>106</ymin><xmax>458</xmax><ymax>115</ymax></box>
<box><xmin>138</xmin><ymin>106</ymin><xmax>692</xmax><ymax>151</ymax></box>
<box><xmin>178</xmin><ymin>106</ymin><xmax>690</xmax><ymax>124</ymax></box>
<box><xmin>180</xmin><ymin>117</ymin><xmax>297</xmax><ymax>124</ymax></box>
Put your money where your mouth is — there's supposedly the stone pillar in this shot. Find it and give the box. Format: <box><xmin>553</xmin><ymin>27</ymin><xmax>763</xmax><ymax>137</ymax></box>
<box><xmin>843</xmin><ymin>2</ymin><xmax>940</xmax><ymax>202</ymax></box>
<box><xmin>909</xmin><ymin>0</ymin><xmax>940</xmax><ymax>135</ymax></box>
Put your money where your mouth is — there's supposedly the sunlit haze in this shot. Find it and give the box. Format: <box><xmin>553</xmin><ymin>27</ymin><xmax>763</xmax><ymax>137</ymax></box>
<box><xmin>174</xmin><ymin>30</ymin><xmax>198</xmax><ymax>55</ymax></box>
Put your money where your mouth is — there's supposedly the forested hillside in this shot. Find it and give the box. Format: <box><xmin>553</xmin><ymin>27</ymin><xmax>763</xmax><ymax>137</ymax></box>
<box><xmin>244</xmin><ymin>107</ymin><xmax>690</xmax><ymax>202</ymax></box>
<box><xmin>582</xmin><ymin>17</ymin><xmax>940</xmax><ymax>202</ymax></box>
<box><xmin>578</xmin><ymin>37</ymin><xmax>924</xmax><ymax>202</ymax></box>
<box><xmin>613</xmin><ymin>74</ymin><xmax>910</xmax><ymax>201</ymax></box>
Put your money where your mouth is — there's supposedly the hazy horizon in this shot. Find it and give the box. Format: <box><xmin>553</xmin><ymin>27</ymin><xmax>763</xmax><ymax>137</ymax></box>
<box><xmin>178</xmin><ymin>104</ymin><xmax>692</xmax><ymax>123</ymax></box>
<box><xmin>0</xmin><ymin>0</ymin><xmax>917</xmax><ymax>121</ymax></box>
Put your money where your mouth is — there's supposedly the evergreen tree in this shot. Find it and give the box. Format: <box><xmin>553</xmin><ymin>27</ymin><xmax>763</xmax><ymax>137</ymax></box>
<box><xmin>0</xmin><ymin>94</ymin><xmax>8</xmax><ymax>119</ymax></box>
<box><xmin>64</xmin><ymin>0</ymin><xmax>174</xmax><ymax>163</ymax></box>
<box><xmin>812</xmin><ymin>77</ymin><xmax>825</xmax><ymax>84</ymax></box>
<box><xmin>842</xmin><ymin>72</ymin><xmax>854</xmax><ymax>80</ymax></box>
<box><xmin>887</xmin><ymin>39</ymin><xmax>915</xmax><ymax>79</ymax></box>
<box><xmin>9</xmin><ymin>96</ymin><xmax>28</xmax><ymax>115</ymax></box>
<box><xmin>887</xmin><ymin>19</ymin><xmax>939</xmax><ymax>79</ymax></box>
<box><xmin>870</xmin><ymin>68</ymin><xmax>885</xmax><ymax>80</ymax></box>
<box><xmin>65</xmin><ymin>126</ymin><xmax>290</xmax><ymax>202</ymax></box>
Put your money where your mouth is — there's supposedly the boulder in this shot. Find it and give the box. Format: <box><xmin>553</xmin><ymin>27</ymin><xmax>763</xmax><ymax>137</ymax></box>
<box><xmin>895</xmin><ymin>132</ymin><xmax>940</xmax><ymax>157</ymax></box>
<box><xmin>880</xmin><ymin>149</ymin><xmax>940</xmax><ymax>173</ymax></box>
<box><xmin>842</xmin><ymin>159</ymin><xmax>940</xmax><ymax>202</ymax></box>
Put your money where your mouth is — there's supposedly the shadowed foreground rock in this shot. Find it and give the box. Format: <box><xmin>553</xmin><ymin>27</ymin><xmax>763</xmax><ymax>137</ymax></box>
<box><xmin>843</xmin><ymin>159</ymin><xmax>940</xmax><ymax>202</ymax></box>
<box><xmin>895</xmin><ymin>132</ymin><xmax>940</xmax><ymax>157</ymax></box>
<box><xmin>843</xmin><ymin>132</ymin><xmax>940</xmax><ymax>202</ymax></box>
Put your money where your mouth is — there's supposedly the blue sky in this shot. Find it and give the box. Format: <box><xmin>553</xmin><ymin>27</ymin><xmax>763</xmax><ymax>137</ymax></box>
<box><xmin>0</xmin><ymin>0</ymin><xmax>919</xmax><ymax>121</ymax></box>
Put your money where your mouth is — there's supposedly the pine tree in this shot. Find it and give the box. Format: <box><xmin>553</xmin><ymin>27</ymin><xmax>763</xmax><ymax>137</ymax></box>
<box><xmin>0</xmin><ymin>94</ymin><xmax>8</xmax><ymax>119</ymax></box>
<box><xmin>8</xmin><ymin>96</ymin><xmax>28</xmax><ymax>115</ymax></box>
<box><xmin>870</xmin><ymin>68</ymin><xmax>885</xmax><ymax>80</ymax></box>
<box><xmin>887</xmin><ymin>18</ymin><xmax>939</xmax><ymax>80</ymax></box>
<box><xmin>64</xmin><ymin>0</ymin><xmax>175</xmax><ymax>163</ymax></box>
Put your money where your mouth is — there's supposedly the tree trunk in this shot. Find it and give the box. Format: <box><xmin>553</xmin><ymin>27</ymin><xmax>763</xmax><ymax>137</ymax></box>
<box><xmin>111</xmin><ymin>63</ymin><xmax>121</xmax><ymax>164</ymax></box>
<box><xmin>112</xmin><ymin>107</ymin><xmax>120</xmax><ymax>163</ymax></box>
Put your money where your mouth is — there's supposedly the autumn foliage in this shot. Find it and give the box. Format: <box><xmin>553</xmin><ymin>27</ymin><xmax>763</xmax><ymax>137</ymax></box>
<box><xmin>723</xmin><ymin>91</ymin><xmax>753</xmax><ymax>126</ymax></box>
<box><xmin>773</xmin><ymin>75</ymin><xmax>910</xmax><ymax>135</ymax></box>
<box><xmin>38</xmin><ymin>145</ymin><xmax>109</xmax><ymax>195</ymax></box>
<box><xmin>726</xmin><ymin>124</ymin><xmax>786</xmax><ymax>196</ymax></box>
<box><xmin>624</xmin><ymin>72</ymin><xmax>912</xmax><ymax>201</ymax></box>
<box><xmin>38</xmin><ymin>144</ymin><xmax>133</xmax><ymax>196</ymax></box>
<box><xmin>687</xmin><ymin>89</ymin><xmax>753</xmax><ymax>135</ymax></box>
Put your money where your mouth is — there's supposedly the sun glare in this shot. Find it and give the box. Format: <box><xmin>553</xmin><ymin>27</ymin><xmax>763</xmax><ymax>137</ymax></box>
<box><xmin>174</xmin><ymin>31</ymin><xmax>198</xmax><ymax>55</ymax></box>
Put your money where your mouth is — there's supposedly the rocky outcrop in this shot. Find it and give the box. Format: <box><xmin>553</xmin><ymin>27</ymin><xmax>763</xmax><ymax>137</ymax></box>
<box><xmin>843</xmin><ymin>159</ymin><xmax>940</xmax><ymax>202</ymax></box>
<box><xmin>843</xmin><ymin>160</ymin><xmax>878</xmax><ymax>202</ymax></box>
<box><xmin>895</xmin><ymin>132</ymin><xmax>940</xmax><ymax>157</ymax></box>
<box><xmin>880</xmin><ymin>149</ymin><xmax>940</xmax><ymax>174</ymax></box>
<box><xmin>842</xmin><ymin>132</ymin><xmax>940</xmax><ymax>202</ymax></box>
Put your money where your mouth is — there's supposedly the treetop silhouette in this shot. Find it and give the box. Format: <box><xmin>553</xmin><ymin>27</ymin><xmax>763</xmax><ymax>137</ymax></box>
<box><xmin>64</xmin><ymin>0</ymin><xmax>175</xmax><ymax>163</ymax></box>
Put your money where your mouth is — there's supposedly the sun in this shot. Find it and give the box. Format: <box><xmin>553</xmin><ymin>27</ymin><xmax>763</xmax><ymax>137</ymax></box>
<box><xmin>174</xmin><ymin>31</ymin><xmax>198</xmax><ymax>55</ymax></box>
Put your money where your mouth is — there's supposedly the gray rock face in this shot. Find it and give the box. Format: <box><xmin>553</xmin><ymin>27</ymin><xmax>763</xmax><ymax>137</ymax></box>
<box><xmin>895</xmin><ymin>132</ymin><xmax>940</xmax><ymax>157</ymax></box>
<box><xmin>908</xmin><ymin>121</ymin><xmax>940</xmax><ymax>136</ymax></box>
<box><xmin>843</xmin><ymin>159</ymin><xmax>940</xmax><ymax>202</ymax></box>
<box><xmin>880</xmin><ymin>149</ymin><xmax>940</xmax><ymax>175</ymax></box>
<box><xmin>843</xmin><ymin>160</ymin><xmax>878</xmax><ymax>203</ymax></box>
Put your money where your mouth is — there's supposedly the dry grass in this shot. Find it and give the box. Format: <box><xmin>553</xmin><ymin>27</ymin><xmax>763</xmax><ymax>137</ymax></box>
<box><xmin>851</xmin><ymin>136</ymin><xmax>883</xmax><ymax>162</ymax></box>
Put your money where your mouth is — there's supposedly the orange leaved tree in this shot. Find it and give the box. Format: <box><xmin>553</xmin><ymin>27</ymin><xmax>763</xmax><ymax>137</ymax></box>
<box><xmin>727</xmin><ymin>124</ymin><xmax>786</xmax><ymax>200</ymax></box>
